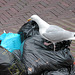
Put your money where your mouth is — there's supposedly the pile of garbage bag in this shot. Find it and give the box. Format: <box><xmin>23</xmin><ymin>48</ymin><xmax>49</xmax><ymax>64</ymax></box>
<box><xmin>22</xmin><ymin>35</ymin><xmax>75</xmax><ymax>75</ymax></box>
<box><xmin>0</xmin><ymin>20</ymin><xmax>75</xmax><ymax>75</ymax></box>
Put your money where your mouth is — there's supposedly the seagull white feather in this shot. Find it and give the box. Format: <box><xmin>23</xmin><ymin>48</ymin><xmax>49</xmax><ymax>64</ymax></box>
<box><xmin>28</xmin><ymin>15</ymin><xmax>75</xmax><ymax>51</ymax></box>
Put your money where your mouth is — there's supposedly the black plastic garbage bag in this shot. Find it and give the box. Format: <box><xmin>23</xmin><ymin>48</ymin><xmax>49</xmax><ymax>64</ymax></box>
<box><xmin>0</xmin><ymin>46</ymin><xmax>27</xmax><ymax>75</ymax></box>
<box><xmin>18</xmin><ymin>21</ymin><xmax>39</xmax><ymax>42</ymax></box>
<box><xmin>42</xmin><ymin>68</ymin><xmax>75</xmax><ymax>75</ymax></box>
<box><xmin>22</xmin><ymin>35</ymin><xmax>74</xmax><ymax>75</ymax></box>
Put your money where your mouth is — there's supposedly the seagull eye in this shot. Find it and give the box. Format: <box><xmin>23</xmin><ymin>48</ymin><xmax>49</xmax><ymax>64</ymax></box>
<box><xmin>74</xmin><ymin>35</ymin><xmax>75</xmax><ymax>37</ymax></box>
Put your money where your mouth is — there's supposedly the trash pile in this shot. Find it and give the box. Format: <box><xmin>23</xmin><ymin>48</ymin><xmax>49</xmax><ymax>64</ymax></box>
<box><xmin>0</xmin><ymin>21</ymin><xmax>75</xmax><ymax>75</ymax></box>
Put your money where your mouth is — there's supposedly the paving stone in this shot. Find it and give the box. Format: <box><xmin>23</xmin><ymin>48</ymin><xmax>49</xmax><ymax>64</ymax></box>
<box><xmin>16</xmin><ymin>2</ymin><xmax>24</xmax><ymax>10</ymax></box>
<box><xmin>0</xmin><ymin>0</ymin><xmax>6</xmax><ymax>5</ymax></box>
<box><xmin>3</xmin><ymin>11</ymin><xmax>12</xmax><ymax>19</ymax></box>
<box><xmin>1</xmin><ymin>13</ymin><xmax>9</xmax><ymax>22</ymax></box>
<box><xmin>12</xmin><ymin>5</ymin><xmax>21</xmax><ymax>12</ymax></box>
<box><xmin>39</xmin><ymin>1</ymin><xmax>48</xmax><ymax>7</ymax></box>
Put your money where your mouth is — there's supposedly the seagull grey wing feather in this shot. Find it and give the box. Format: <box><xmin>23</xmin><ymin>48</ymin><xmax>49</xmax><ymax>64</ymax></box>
<box><xmin>46</xmin><ymin>25</ymin><xmax>65</xmax><ymax>32</ymax></box>
<box><xmin>43</xmin><ymin>31</ymin><xmax>72</xmax><ymax>42</ymax></box>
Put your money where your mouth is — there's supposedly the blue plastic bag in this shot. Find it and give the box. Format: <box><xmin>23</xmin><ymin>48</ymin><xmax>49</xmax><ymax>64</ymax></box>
<box><xmin>0</xmin><ymin>33</ymin><xmax>6</xmax><ymax>41</ymax></box>
<box><xmin>0</xmin><ymin>33</ymin><xmax>21</xmax><ymax>53</ymax></box>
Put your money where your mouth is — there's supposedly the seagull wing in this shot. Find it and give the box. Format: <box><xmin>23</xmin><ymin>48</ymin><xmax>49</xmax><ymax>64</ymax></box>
<box><xmin>46</xmin><ymin>25</ymin><xmax>65</xmax><ymax>32</ymax></box>
<box><xmin>42</xmin><ymin>26</ymin><xmax>73</xmax><ymax>42</ymax></box>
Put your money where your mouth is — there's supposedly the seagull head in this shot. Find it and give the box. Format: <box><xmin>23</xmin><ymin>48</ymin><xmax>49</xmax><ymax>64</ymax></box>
<box><xmin>27</xmin><ymin>15</ymin><xmax>41</xmax><ymax>22</ymax></box>
<box><xmin>27</xmin><ymin>15</ymin><xmax>50</xmax><ymax>29</ymax></box>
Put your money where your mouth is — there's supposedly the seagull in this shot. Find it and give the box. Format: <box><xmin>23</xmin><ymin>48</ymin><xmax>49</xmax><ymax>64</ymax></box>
<box><xmin>27</xmin><ymin>15</ymin><xmax>75</xmax><ymax>51</ymax></box>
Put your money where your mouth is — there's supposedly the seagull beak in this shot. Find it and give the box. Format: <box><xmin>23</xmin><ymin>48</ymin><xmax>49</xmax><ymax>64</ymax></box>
<box><xmin>27</xmin><ymin>18</ymin><xmax>31</xmax><ymax>21</ymax></box>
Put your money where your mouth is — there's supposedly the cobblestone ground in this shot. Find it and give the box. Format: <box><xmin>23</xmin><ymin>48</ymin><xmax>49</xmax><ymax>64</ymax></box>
<box><xmin>0</xmin><ymin>0</ymin><xmax>75</xmax><ymax>59</ymax></box>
